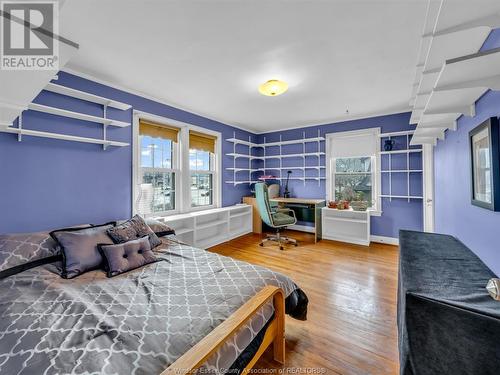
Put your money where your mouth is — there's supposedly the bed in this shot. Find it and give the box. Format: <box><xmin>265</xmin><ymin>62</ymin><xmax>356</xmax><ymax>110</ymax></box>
<box><xmin>0</xmin><ymin>234</ymin><xmax>308</xmax><ymax>374</ymax></box>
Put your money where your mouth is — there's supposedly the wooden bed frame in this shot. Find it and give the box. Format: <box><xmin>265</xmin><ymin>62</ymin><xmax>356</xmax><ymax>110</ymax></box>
<box><xmin>160</xmin><ymin>286</ymin><xmax>286</xmax><ymax>374</ymax></box>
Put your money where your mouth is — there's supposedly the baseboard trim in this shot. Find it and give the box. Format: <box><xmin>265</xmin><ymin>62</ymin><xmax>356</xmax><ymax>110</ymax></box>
<box><xmin>370</xmin><ymin>235</ymin><xmax>399</xmax><ymax>246</ymax></box>
<box><xmin>287</xmin><ymin>224</ymin><xmax>315</xmax><ymax>233</ymax></box>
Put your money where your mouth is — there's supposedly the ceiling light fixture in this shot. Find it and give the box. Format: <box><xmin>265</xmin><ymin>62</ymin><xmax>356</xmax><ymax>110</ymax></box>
<box><xmin>258</xmin><ymin>79</ymin><xmax>288</xmax><ymax>96</ymax></box>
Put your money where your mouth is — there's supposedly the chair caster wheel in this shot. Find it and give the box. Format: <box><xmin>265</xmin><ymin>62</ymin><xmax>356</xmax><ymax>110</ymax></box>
<box><xmin>294</xmin><ymin>243</ymin><xmax>298</xmax><ymax>246</ymax></box>
<box><xmin>259</xmin><ymin>243</ymin><xmax>264</xmax><ymax>247</ymax></box>
<box><xmin>280</xmin><ymin>246</ymin><xmax>284</xmax><ymax>250</ymax></box>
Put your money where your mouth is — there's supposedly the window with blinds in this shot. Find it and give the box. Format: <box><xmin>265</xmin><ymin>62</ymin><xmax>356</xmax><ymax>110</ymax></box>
<box><xmin>189</xmin><ymin>130</ymin><xmax>216</xmax><ymax>207</ymax></box>
<box><xmin>137</xmin><ymin>120</ymin><xmax>179</xmax><ymax>215</ymax></box>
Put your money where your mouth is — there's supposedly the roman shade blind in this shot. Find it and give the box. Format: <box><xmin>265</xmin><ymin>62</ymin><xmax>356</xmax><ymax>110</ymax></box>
<box><xmin>330</xmin><ymin>130</ymin><xmax>377</xmax><ymax>158</ymax></box>
<box><xmin>139</xmin><ymin>120</ymin><xmax>179</xmax><ymax>142</ymax></box>
<box><xmin>189</xmin><ymin>130</ymin><xmax>216</xmax><ymax>153</ymax></box>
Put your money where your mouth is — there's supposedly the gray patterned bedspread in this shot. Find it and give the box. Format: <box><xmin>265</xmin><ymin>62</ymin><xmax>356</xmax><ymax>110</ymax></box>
<box><xmin>0</xmin><ymin>236</ymin><xmax>306</xmax><ymax>375</ymax></box>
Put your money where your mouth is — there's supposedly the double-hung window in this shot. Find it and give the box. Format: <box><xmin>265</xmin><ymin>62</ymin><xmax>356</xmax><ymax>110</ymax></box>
<box><xmin>334</xmin><ymin>157</ymin><xmax>373</xmax><ymax>206</ymax></box>
<box><xmin>134</xmin><ymin>115</ymin><xmax>220</xmax><ymax>216</ymax></box>
<box><xmin>137</xmin><ymin>120</ymin><xmax>179</xmax><ymax>215</ymax></box>
<box><xmin>189</xmin><ymin>131</ymin><xmax>217</xmax><ymax>208</ymax></box>
<box><xmin>326</xmin><ymin>128</ymin><xmax>380</xmax><ymax>213</ymax></box>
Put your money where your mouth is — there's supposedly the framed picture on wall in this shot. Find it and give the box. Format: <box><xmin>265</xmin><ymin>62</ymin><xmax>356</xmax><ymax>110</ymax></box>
<box><xmin>469</xmin><ymin>117</ymin><xmax>500</xmax><ymax>211</ymax></box>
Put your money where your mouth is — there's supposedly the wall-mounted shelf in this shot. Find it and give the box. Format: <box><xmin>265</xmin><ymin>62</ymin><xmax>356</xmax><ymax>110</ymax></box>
<box><xmin>379</xmin><ymin>131</ymin><xmax>423</xmax><ymax>202</ymax></box>
<box><xmin>225</xmin><ymin>131</ymin><xmax>325</xmax><ymax>186</ymax></box>
<box><xmin>44</xmin><ymin>83</ymin><xmax>132</xmax><ymax>111</ymax></box>
<box><xmin>379</xmin><ymin>149</ymin><xmax>422</xmax><ymax>155</ymax></box>
<box><xmin>28</xmin><ymin>103</ymin><xmax>130</xmax><ymax>127</ymax></box>
<box><xmin>0</xmin><ymin>126</ymin><xmax>129</xmax><ymax>147</ymax></box>
<box><xmin>0</xmin><ymin>82</ymin><xmax>132</xmax><ymax>150</ymax></box>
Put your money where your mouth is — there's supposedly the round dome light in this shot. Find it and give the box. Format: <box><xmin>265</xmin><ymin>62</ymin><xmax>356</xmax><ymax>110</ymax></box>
<box><xmin>258</xmin><ymin>79</ymin><xmax>288</xmax><ymax>96</ymax></box>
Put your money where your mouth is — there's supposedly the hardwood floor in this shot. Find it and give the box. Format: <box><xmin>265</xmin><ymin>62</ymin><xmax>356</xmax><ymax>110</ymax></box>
<box><xmin>210</xmin><ymin>231</ymin><xmax>400</xmax><ymax>375</ymax></box>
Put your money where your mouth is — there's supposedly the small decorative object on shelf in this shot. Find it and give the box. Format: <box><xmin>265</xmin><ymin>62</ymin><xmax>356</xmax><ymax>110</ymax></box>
<box><xmin>384</xmin><ymin>139</ymin><xmax>395</xmax><ymax>151</ymax></box>
<box><xmin>350</xmin><ymin>201</ymin><xmax>368</xmax><ymax>211</ymax></box>
<box><xmin>486</xmin><ymin>278</ymin><xmax>500</xmax><ymax>301</ymax></box>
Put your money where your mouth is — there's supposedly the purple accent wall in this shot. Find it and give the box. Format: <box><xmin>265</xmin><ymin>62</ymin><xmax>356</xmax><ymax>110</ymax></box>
<box><xmin>0</xmin><ymin>71</ymin><xmax>255</xmax><ymax>233</ymax></box>
<box><xmin>258</xmin><ymin>112</ymin><xmax>423</xmax><ymax>238</ymax></box>
<box><xmin>434</xmin><ymin>29</ymin><xmax>500</xmax><ymax>276</ymax></box>
<box><xmin>0</xmin><ymin>71</ymin><xmax>422</xmax><ymax>238</ymax></box>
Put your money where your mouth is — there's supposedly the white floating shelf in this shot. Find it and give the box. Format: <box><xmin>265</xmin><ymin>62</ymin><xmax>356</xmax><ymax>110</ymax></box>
<box><xmin>378</xmin><ymin>130</ymin><xmax>414</xmax><ymax>138</ymax></box>
<box><xmin>0</xmin><ymin>126</ymin><xmax>129</xmax><ymax>147</ymax></box>
<box><xmin>226</xmin><ymin>153</ymin><xmax>264</xmax><ymax>160</ymax></box>
<box><xmin>226</xmin><ymin>136</ymin><xmax>325</xmax><ymax>148</ymax></box>
<box><xmin>379</xmin><ymin>149</ymin><xmax>422</xmax><ymax>155</ymax></box>
<box><xmin>434</xmin><ymin>49</ymin><xmax>500</xmax><ymax>92</ymax></box>
<box><xmin>381</xmin><ymin>170</ymin><xmax>422</xmax><ymax>173</ymax></box>
<box><xmin>45</xmin><ymin>83</ymin><xmax>131</xmax><ymax>111</ymax></box>
<box><xmin>28</xmin><ymin>103</ymin><xmax>130</xmax><ymax>127</ymax></box>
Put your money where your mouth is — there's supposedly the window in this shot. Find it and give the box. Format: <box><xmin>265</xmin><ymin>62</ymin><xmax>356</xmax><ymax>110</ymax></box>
<box><xmin>326</xmin><ymin>128</ymin><xmax>380</xmax><ymax>212</ymax></box>
<box><xmin>189</xmin><ymin>130</ymin><xmax>217</xmax><ymax>208</ymax></box>
<box><xmin>134</xmin><ymin>114</ymin><xmax>221</xmax><ymax>216</ymax></box>
<box><xmin>334</xmin><ymin>157</ymin><xmax>373</xmax><ymax>206</ymax></box>
<box><xmin>137</xmin><ymin>120</ymin><xmax>179</xmax><ymax>215</ymax></box>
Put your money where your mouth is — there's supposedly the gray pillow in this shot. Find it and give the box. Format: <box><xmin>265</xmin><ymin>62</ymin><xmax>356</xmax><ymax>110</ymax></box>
<box><xmin>98</xmin><ymin>236</ymin><xmax>157</xmax><ymax>277</ymax></box>
<box><xmin>145</xmin><ymin>218</ymin><xmax>175</xmax><ymax>236</ymax></box>
<box><xmin>50</xmin><ymin>223</ymin><xmax>114</xmax><ymax>279</ymax></box>
<box><xmin>107</xmin><ymin>215</ymin><xmax>161</xmax><ymax>249</ymax></box>
<box><xmin>0</xmin><ymin>224</ymin><xmax>92</xmax><ymax>278</ymax></box>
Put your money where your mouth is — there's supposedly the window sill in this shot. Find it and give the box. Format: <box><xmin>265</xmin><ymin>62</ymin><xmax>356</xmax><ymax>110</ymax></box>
<box><xmin>368</xmin><ymin>209</ymin><xmax>382</xmax><ymax>217</ymax></box>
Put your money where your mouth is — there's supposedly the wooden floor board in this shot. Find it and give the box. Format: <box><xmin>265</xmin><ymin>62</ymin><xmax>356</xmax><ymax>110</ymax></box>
<box><xmin>210</xmin><ymin>231</ymin><xmax>399</xmax><ymax>375</ymax></box>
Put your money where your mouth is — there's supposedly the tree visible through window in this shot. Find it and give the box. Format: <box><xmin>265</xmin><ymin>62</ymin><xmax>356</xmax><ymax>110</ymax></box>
<box><xmin>334</xmin><ymin>157</ymin><xmax>373</xmax><ymax>206</ymax></box>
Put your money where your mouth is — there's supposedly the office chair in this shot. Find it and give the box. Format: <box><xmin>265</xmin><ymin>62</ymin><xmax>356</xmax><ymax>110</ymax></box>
<box><xmin>255</xmin><ymin>182</ymin><xmax>298</xmax><ymax>250</ymax></box>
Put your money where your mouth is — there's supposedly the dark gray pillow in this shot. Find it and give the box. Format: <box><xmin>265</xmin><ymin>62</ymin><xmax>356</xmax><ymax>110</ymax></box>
<box><xmin>0</xmin><ymin>224</ymin><xmax>92</xmax><ymax>278</ymax></box>
<box><xmin>145</xmin><ymin>218</ymin><xmax>175</xmax><ymax>236</ymax></box>
<box><xmin>50</xmin><ymin>223</ymin><xmax>115</xmax><ymax>279</ymax></box>
<box><xmin>107</xmin><ymin>215</ymin><xmax>161</xmax><ymax>248</ymax></box>
<box><xmin>98</xmin><ymin>236</ymin><xmax>157</xmax><ymax>277</ymax></box>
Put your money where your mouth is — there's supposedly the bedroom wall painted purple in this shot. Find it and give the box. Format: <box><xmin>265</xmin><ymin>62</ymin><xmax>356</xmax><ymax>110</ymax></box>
<box><xmin>0</xmin><ymin>71</ymin><xmax>422</xmax><ymax>238</ymax></box>
<box><xmin>258</xmin><ymin>112</ymin><xmax>423</xmax><ymax>238</ymax></box>
<box><xmin>0</xmin><ymin>71</ymin><xmax>255</xmax><ymax>233</ymax></box>
<box><xmin>434</xmin><ymin>29</ymin><xmax>500</xmax><ymax>276</ymax></box>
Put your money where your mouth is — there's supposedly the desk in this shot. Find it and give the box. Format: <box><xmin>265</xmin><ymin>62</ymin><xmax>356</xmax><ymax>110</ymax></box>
<box><xmin>243</xmin><ymin>197</ymin><xmax>326</xmax><ymax>243</ymax></box>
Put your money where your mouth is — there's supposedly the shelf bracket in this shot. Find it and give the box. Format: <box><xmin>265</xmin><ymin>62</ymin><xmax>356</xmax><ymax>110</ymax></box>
<box><xmin>18</xmin><ymin>113</ymin><xmax>22</xmax><ymax>142</ymax></box>
<box><xmin>103</xmin><ymin>103</ymin><xmax>109</xmax><ymax>150</ymax></box>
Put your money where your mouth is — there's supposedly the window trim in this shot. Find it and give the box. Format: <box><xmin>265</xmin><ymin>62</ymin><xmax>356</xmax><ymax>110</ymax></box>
<box><xmin>132</xmin><ymin>110</ymin><xmax>222</xmax><ymax>217</ymax></box>
<box><xmin>325</xmin><ymin>128</ymin><xmax>382</xmax><ymax>215</ymax></box>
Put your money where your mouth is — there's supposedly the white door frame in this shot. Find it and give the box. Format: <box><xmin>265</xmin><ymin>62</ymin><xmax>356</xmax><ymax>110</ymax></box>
<box><xmin>423</xmin><ymin>144</ymin><xmax>434</xmax><ymax>232</ymax></box>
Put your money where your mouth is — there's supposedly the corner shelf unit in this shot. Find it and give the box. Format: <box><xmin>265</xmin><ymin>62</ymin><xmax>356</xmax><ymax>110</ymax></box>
<box><xmin>156</xmin><ymin>205</ymin><xmax>252</xmax><ymax>248</ymax></box>
<box><xmin>225</xmin><ymin>131</ymin><xmax>325</xmax><ymax>186</ymax></box>
<box><xmin>0</xmin><ymin>82</ymin><xmax>132</xmax><ymax>150</ymax></box>
<box><xmin>378</xmin><ymin>131</ymin><xmax>423</xmax><ymax>202</ymax></box>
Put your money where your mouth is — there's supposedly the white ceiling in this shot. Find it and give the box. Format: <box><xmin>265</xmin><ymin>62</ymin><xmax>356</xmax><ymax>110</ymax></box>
<box><xmin>60</xmin><ymin>0</ymin><xmax>428</xmax><ymax>133</ymax></box>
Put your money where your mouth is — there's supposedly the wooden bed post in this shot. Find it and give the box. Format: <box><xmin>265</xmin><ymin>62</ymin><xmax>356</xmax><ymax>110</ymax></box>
<box><xmin>161</xmin><ymin>286</ymin><xmax>286</xmax><ymax>375</ymax></box>
<box><xmin>273</xmin><ymin>291</ymin><xmax>285</xmax><ymax>364</ymax></box>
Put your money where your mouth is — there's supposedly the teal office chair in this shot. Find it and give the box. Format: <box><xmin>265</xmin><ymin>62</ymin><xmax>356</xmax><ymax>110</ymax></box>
<box><xmin>255</xmin><ymin>182</ymin><xmax>298</xmax><ymax>250</ymax></box>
